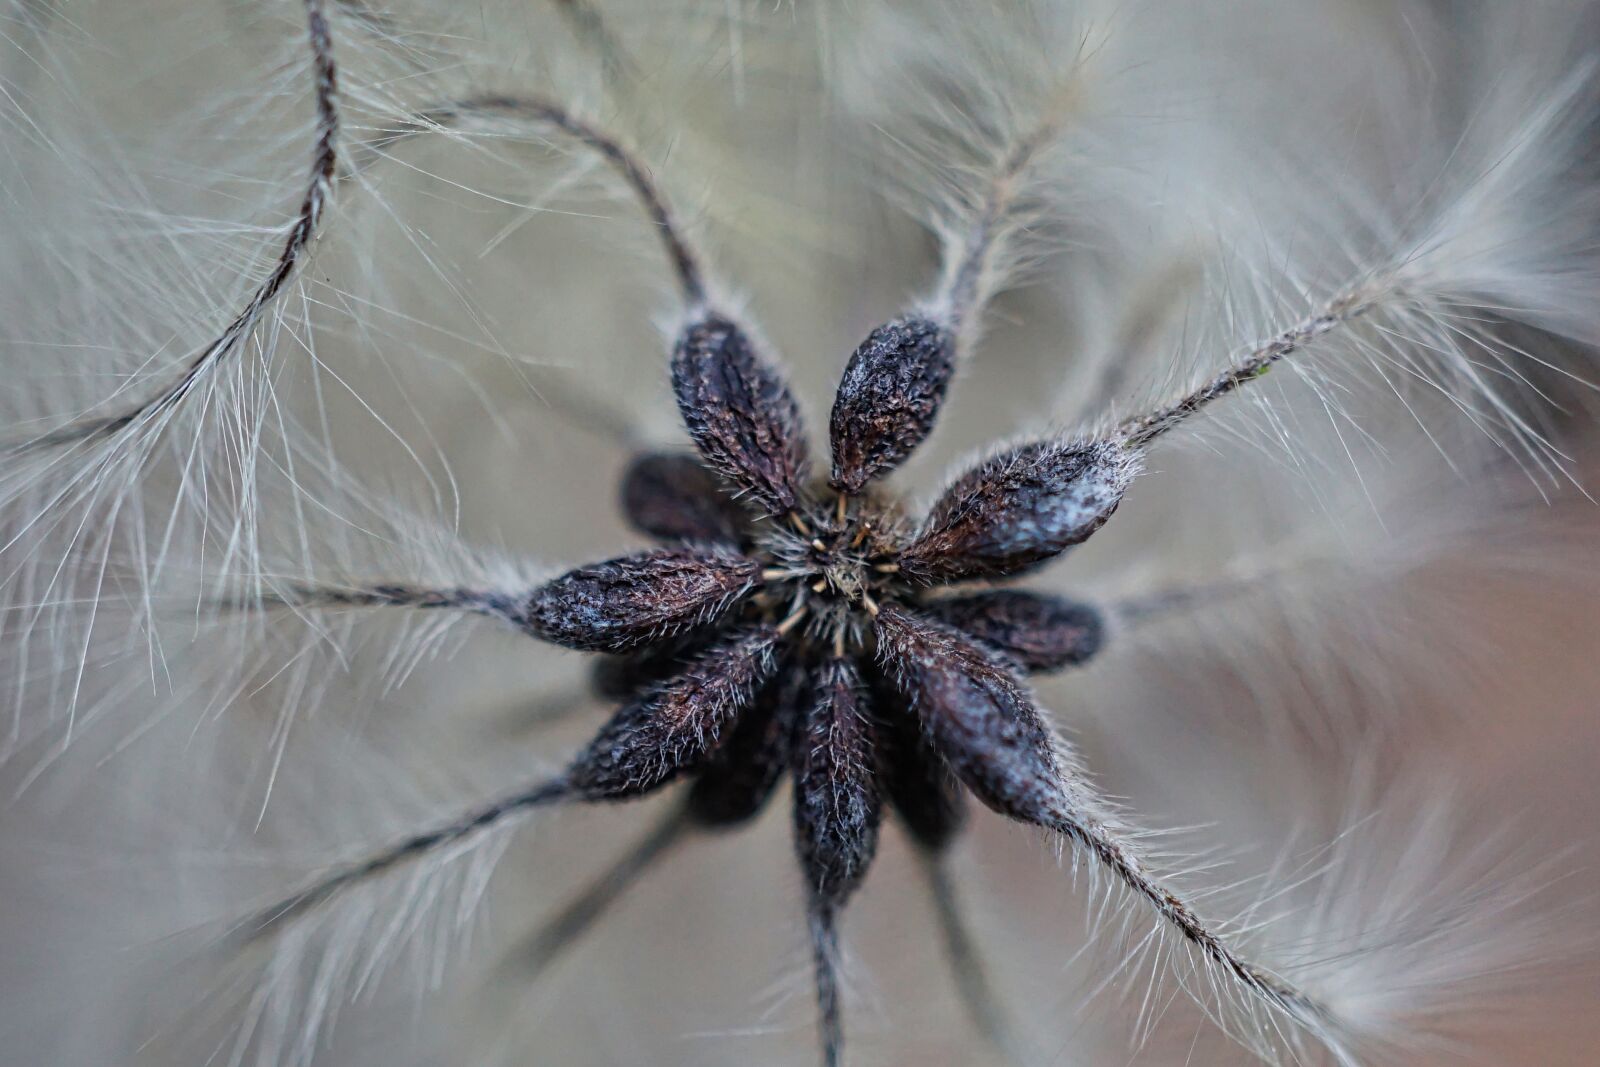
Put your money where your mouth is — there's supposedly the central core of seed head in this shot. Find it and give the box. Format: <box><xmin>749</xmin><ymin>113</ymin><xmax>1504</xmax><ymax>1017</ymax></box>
<box><xmin>759</xmin><ymin>496</ymin><xmax>906</xmax><ymax>650</ymax></box>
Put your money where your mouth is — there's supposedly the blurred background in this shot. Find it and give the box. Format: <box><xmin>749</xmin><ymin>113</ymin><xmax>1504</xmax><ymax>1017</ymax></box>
<box><xmin>1</xmin><ymin>1</ymin><xmax>1598</xmax><ymax>1064</ymax></box>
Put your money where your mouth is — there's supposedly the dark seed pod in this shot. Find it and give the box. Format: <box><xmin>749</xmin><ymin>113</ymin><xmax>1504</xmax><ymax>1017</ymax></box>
<box><xmin>672</xmin><ymin>313</ymin><xmax>810</xmax><ymax>516</ymax></box>
<box><xmin>869</xmin><ymin>669</ymin><xmax>967</xmax><ymax>851</ymax></box>
<box><xmin>792</xmin><ymin>658</ymin><xmax>881</xmax><ymax>905</ymax></box>
<box><xmin>828</xmin><ymin>316</ymin><xmax>955</xmax><ymax>494</ymax></box>
<box><xmin>877</xmin><ymin>607</ymin><xmax>1337</xmax><ymax>1026</ymax></box>
<box><xmin>589</xmin><ymin>630</ymin><xmax>719</xmax><ymax>702</ymax></box>
<box><xmin>922</xmin><ymin>590</ymin><xmax>1104</xmax><ymax>673</ymax></box>
<box><xmin>526</xmin><ymin>548</ymin><xmax>758</xmax><ymax>653</ymax></box>
<box><xmin>568</xmin><ymin>626</ymin><xmax>780</xmax><ymax>801</ymax></box>
<box><xmin>899</xmin><ymin>439</ymin><xmax>1138</xmax><ymax>583</ymax></box>
<box><xmin>687</xmin><ymin>662</ymin><xmax>804</xmax><ymax>828</ymax></box>
<box><xmin>620</xmin><ymin>451</ymin><xmax>747</xmax><ymax>545</ymax></box>
<box><xmin>874</xmin><ymin>604</ymin><xmax>1062</xmax><ymax>821</ymax></box>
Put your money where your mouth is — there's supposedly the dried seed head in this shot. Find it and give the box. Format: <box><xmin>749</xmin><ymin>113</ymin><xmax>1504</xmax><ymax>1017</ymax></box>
<box><xmin>923</xmin><ymin>590</ymin><xmax>1104</xmax><ymax>673</ymax></box>
<box><xmin>874</xmin><ymin>604</ymin><xmax>1062</xmax><ymax>820</ymax></box>
<box><xmin>687</xmin><ymin>660</ymin><xmax>803</xmax><ymax>827</ymax></box>
<box><xmin>526</xmin><ymin>548</ymin><xmax>758</xmax><ymax>653</ymax></box>
<box><xmin>900</xmin><ymin>439</ymin><xmax>1138</xmax><ymax>583</ymax></box>
<box><xmin>568</xmin><ymin>626</ymin><xmax>780</xmax><ymax>800</ymax></box>
<box><xmin>870</xmin><ymin>670</ymin><xmax>968</xmax><ymax>852</ymax></box>
<box><xmin>620</xmin><ymin>451</ymin><xmax>748</xmax><ymax>545</ymax></box>
<box><xmin>671</xmin><ymin>313</ymin><xmax>811</xmax><ymax>516</ymax></box>
<box><xmin>791</xmin><ymin>657</ymin><xmax>882</xmax><ymax>904</ymax></box>
<box><xmin>829</xmin><ymin>316</ymin><xmax>955</xmax><ymax>493</ymax></box>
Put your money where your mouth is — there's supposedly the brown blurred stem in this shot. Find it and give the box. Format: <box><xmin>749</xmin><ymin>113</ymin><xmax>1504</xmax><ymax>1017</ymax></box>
<box><xmin>507</xmin><ymin>803</ymin><xmax>693</xmax><ymax>979</ymax></box>
<box><xmin>359</xmin><ymin>95</ymin><xmax>707</xmax><ymax>305</ymax></box>
<box><xmin>918</xmin><ymin>848</ymin><xmax>1032</xmax><ymax>1066</ymax></box>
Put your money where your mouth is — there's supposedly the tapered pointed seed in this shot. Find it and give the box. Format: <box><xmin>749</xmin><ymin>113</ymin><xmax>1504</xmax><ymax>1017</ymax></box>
<box><xmin>874</xmin><ymin>604</ymin><xmax>1338</xmax><ymax>1035</ymax></box>
<box><xmin>874</xmin><ymin>605</ymin><xmax>1058</xmax><ymax>817</ymax></box>
<box><xmin>923</xmin><ymin>590</ymin><xmax>1104</xmax><ymax>673</ymax></box>
<box><xmin>672</xmin><ymin>313</ymin><xmax>810</xmax><ymax>516</ymax></box>
<box><xmin>526</xmin><ymin>548</ymin><xmax>759</xmax><ymax>653</ymax></box>
<box><xmin>620</xmin><ymin>451</ymin><xmax>748</xmax><ymax>545</ymax></box>
<box><xmin>792</xmin><ymin>658</ymin><xmax>882</xmax><ymax>903</ymax></box>
<box><xmin>829</xmin><ymin>316</ymin><xmax>955</xmax><ymax>493</ymax></box>
<box><xmin>568</xmin><ymin>626</ymin><xmax>780</xmax><ymax>800</ymax></box>
<box><xmin>792</xmin><ymin>657</ymin><xmax>881</xmax><ymax>1067</ymax></box>
<box><xmin>687</xmin><ymin>663</ymin><xmax>802</xmax><ymax>828</ymax></box>
<box><xmin>900</xmin><ymin>439</ymin><xmax>1138</xmax><ymax>583</ymax></box>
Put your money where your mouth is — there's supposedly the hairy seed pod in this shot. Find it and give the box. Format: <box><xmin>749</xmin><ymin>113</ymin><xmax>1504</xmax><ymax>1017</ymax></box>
<box><xmin>874</xmin><ymin>604</ymin><xmax>1062</xmax><ymax>819</ymax></box>
<box><xmin>527</xmin><ymin>548</ymin><xmax>758</xmax><ymax>653</ymax></box>
<box><xmin>922</xmin><ymin>590</ymin><xmax>1104</xmax><ymax>673</ymax></box>
<box><xmin>792</xmin><ymin>657</ymin><xmax>881</xmax><ymax>904</ymax></box>
<box><xmin>672</xmin><ymin>313</ymin><xmax>810</xmax><ymax>516</ymax></box>
<box><xmin>870</xmin><ymin>670</ymin><xmax>968</xmax><ymax>851</ymax></box>
<box><xmin>829</xmin><ymin>316</ymin><xmax>955</xmax><ymax>493</ymax></box>
<box><xmin>568</xmin><ymin>626</ymin><xmax>780</xmax><ymax>800</ymax></box>
<box><xmin>687</xmin><ymin>661</ymin><xmax>804</xmax><ymax>828</ymax></box>
<box><xmin>620</xmin><ymin>450</ymin><xmax>748</xmax><ymax>545</ymax></box>
<box><xmin>900</xmin><ymin>439</ymin><xmax>1138</xmax><ymax>583</ymax></box>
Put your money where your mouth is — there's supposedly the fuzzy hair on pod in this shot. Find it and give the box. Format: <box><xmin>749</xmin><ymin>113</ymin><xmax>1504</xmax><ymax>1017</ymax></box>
<box><xmin>900</xmin><ymin>438</ymin><xmax>1140</xmax><ymax>583</ymax></box>
<box><xmin>791</xmin><ymin>658</ymin><xmax>882</xmax><ymax>906</ymax></box>
<box><xmin>524</xmin><ymin>548</ymin><xmax>759</xmax><ymax>653</ymax></box>
<box><xmin>829</xmin><ymin>316</ymin><xmax>956</xmax><ymax>493</ymax></box>
<box><xmin>567</xmin><ymin>625</ymin><xmax>780</xmax><ymax>800</ymax></box>
<box><xmin>671</xmin><ymin>313</ymin><xmax>811</xmax><ymax>516</ymax></box>
<box><xmin>873</xmin><ymin>603</ymin><xmax>1063</xmax><ymax>819</ymax></box>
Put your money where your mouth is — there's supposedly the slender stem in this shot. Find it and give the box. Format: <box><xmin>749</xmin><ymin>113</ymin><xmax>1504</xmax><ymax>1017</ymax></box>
<box><xmin>508</xmin><ymin>803</ymin><xmax>692</xmax><ymax>979</ymax></box>
<box><xmin>343</xmin><ymin>95</ymin><xmax>660</xmax><ymax>449</ymax></box>
<box><xmin>240</xmin><ymin>776</ymin><xmax>572</xmax><ymax>941</ymax></box>
<box><xmin>359</xmin><ymin>95</ymin><xmax>706</xmax><ymax>305</ymax></box>
<box><xmin>1072</xmin><ymin>253</ymin><xmax>1204</xmax><ymax>420</ymax></box>
<box><xmin>1108</xmin><ymin>568</ymin><xmax>1296</xmax><ymax>628</ymax></box>
<box><xmin>1043</xmin><ymin>801</ymin><xmax>1346</xmax><ymax>1056</ymax></box>
<box><xmin>918</xmin><ymin>849</ymin><xmax>1031</xmax><ymax>1066</ymax></box>
<box><xmin>1118</xmin><ymin>290</ymin><xmax>1379</xmax><ymax>449</ymax></box>
<box><xmin>550</xmin><ymin>0</ymin><xmax>637</xmax><ymax>91</ymax></box>
<box><xmin>808</xmin><ymin>906</ymin><xmax>845</xmax><ymax>1067</ymax></box>
<box><xmin>12</xmin><ymin>0</ymin><xmax>340</xmax><ymax>454</ymax></box>
<box><xmin>935</xmin><ymin>95</ymin><xmax>1079</xmax><ymax>341</ymax></box>
<box><xmin>237</xmin><ymin>579</ymin><xmax>531</xmax><ymax>630</ymax></box>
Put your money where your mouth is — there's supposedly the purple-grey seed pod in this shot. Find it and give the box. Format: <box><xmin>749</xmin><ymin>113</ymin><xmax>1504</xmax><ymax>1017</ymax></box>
<box><xmin>791</xmin><ymin>657</ymin><xmax>881</xmax><ymax>905</ymax></box>
<box><xmin>672</xmin><ymin>313</ymin><xmax>811</xmax><ymax>516</ymax></box>
<box><xmin>829</xmin><ymin>316</ymin><xmax>955</xmax><ymax>494</ymax></box>
<box><xmin>922</xmin><ymin>590</ymin><xmax>1103</xmax><ymax>673</ymax></box>
<box><xmin>620</xmin><ymin>451</ymin><xmax>749</xmax><ymax>545</ymax></box>
<box><xmin>568</xmin><ymin>626</ymin><xmax>780</xmax><ymax>800</ymax></box>
<box><xmin>874</xmin><ymin>604</ymin><xmax>1062</xmax><ymax>821</ymax></box>
<box><xmin>899</xmin><ymin>439</ymin><xmax>1137</xmax><ymax>583</ymax></box>
<box><xmin>526</xmin><ymin>548</ymin><xmax>759</xmax><ymax>653</ymax></box>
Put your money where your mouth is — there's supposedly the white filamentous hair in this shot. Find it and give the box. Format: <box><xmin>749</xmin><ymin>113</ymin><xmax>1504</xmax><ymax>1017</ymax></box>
<box><xmin>1</xmin><ymin>2</ymin><xmax>1598</xmax><ymax>1066</ymax></box>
